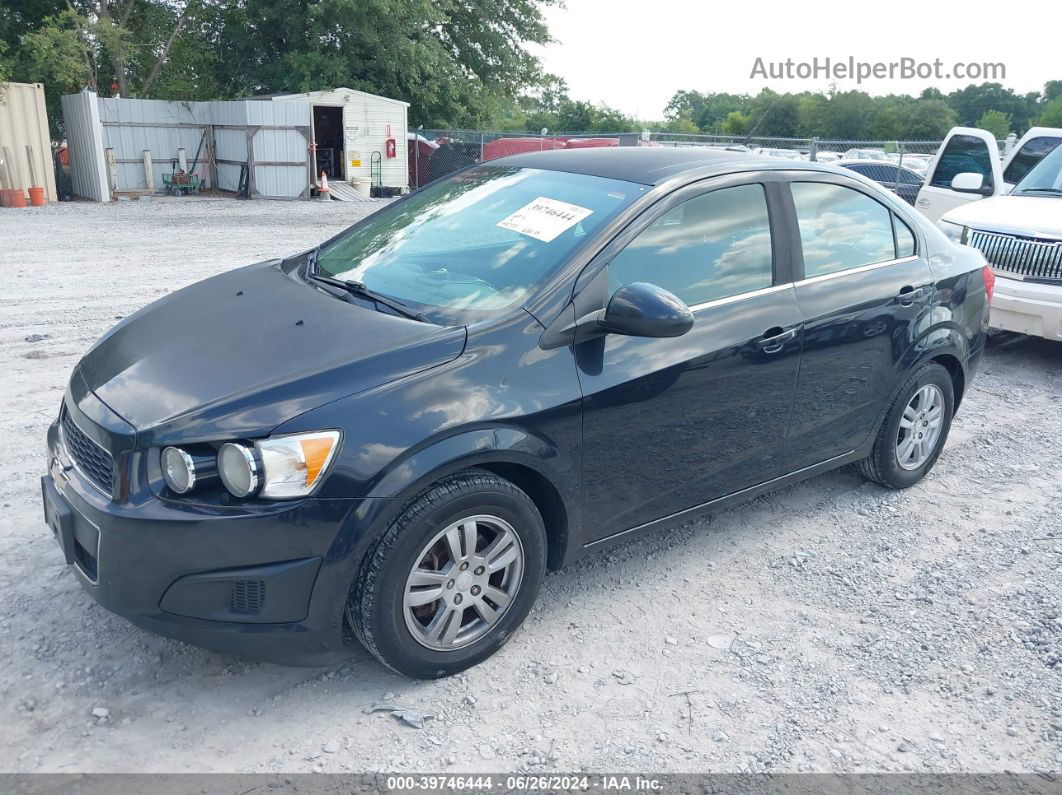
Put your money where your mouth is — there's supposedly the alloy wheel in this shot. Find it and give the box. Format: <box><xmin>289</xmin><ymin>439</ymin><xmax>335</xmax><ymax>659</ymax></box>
<box><xmin>403</xmin><ymin>514</ymin><xmax>524</xmax><ymax>650</ymax></box>
<box><xmin>895</xmin><ymin>383</ymin><xmax>945</xmax><ymax>470</ymax></box>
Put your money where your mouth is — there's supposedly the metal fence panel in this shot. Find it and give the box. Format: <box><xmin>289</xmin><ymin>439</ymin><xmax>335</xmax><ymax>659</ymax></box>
<box><xmin>244</xmin><ymin>100</ymin><xmax>310</xmax><ymax>199</ymax></box>
<box><xmin>61</xmin><ymin>92</ymin><xmax>312</xmax><ymax>200</ymax></box>
<box><xmin>98</xmin><ymin>97</ymin><xmax>211</xmax><ymax>191</ymax></box>
<box><xmin>410</xmin><ymin>129</ymin><xmax>956</xmax><ymax>201</ymax></box>
<box><xmin>59</xmin><ymin>89</ymin><xmax>109</xmax><ymax>201</ymax></box>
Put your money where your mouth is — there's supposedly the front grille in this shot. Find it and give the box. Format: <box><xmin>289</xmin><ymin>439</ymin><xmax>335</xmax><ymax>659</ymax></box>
<box><xmin>968</xmin><ymin>229</ymin><xmax>1062</xmax><ymax>282</ymax></box>
<box><xmin>60</xmin><ymin>408</ymin><xmax>114</xmax><ymax>494</ymax></box>
<box><xmin>230</xmin><ymin>580</ymin><xmax>266</xmax><ymax>614</ymax></box>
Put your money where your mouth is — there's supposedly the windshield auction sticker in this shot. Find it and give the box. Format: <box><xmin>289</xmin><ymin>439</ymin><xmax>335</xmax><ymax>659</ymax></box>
<box><xmin>497</xmin><ymin>197</ymin><xmax>594</xmax><ymax>242</ymax></box>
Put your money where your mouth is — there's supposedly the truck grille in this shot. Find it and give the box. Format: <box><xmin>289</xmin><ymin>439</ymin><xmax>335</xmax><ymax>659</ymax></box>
<box><xmin>968</xmin><ymin>229</ymin><xmax>1062</xmax><ymax>282</ymax></box>
<box><xmin>60</xmin><ymin>408</ymin><xmax>114</xmax><ymax>495</ymax></box>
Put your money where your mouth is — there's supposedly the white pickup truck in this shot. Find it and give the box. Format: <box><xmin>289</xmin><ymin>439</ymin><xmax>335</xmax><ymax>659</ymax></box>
<box><xmin>917</xmin><ymin>126</ymin><xmax>1062</xmax><ymax>341</ymax></box>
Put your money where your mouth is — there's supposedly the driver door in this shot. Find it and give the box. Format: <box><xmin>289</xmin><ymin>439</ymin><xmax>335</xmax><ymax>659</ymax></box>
<box><xmin>916</xmin><ymin>127</ymin><xmax>1002</xmax><ymax>222</ymax></box>
<box><xmin>574</xmin><ymin>175</ymin><xmax>804</xmax><ymax>543</ymax></box>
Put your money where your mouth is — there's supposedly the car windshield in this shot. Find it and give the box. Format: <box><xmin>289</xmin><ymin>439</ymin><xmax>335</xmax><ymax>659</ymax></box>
<box><xmin>1014</xmin><ymin>143</ymin><xmax>1062</xmax><ymax>196</ymax></box>
<box><xmin>315</xmin><ymin>166</ymin><xmax>644</xmax><ymax>322</ymax></box>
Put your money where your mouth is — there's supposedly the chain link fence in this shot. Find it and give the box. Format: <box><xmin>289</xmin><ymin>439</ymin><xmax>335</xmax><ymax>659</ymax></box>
<box><xmin>408</xmin><ymin>129</ymin><xmax>955</xmax><ymax>199</ymax></box>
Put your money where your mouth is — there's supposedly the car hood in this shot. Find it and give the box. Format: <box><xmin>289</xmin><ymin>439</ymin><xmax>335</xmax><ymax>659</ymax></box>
<box><xmin>942</xmin><ymin>195</ymin><xmax>1062</xmax><ymax>239</ymax></box>
<box><xmin>77</xmin><ymin>260</ymin><xmax>466</xmax><ymax>446</ymax></box>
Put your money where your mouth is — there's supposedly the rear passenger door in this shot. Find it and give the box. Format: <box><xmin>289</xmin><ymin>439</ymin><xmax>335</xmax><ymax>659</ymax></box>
<box><xmin>784</xmin><ymin>176</ymin><xmax>935</xmax><ymax>471</ymax></box>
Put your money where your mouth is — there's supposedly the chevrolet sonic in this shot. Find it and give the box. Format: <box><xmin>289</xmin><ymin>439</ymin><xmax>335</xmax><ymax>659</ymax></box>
<box><xmin>42</xmin><ymin>148</ymin><xmax>992</xmax><ymax>677</ymax></box>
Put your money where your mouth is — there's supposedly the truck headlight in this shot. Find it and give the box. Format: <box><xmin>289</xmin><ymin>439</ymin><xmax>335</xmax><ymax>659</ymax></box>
<box><xmin>937</xmin><ymin>220</ymin><xmax>968</xmax><ymax>244</ymax></box>
<box><xmin>217</xmin><ymin>431</ymin><xmax>340</xmax><ymax>499</ymax></box>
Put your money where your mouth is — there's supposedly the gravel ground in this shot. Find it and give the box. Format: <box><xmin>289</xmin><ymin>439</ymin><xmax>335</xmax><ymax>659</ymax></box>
<box><xmin>1</xmin><ymin>198</ymin><xmax>1060</xmax><ymax>775</ymax></box>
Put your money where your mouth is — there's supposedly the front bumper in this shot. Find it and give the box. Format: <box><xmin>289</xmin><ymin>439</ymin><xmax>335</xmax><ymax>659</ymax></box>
<box><xmin>44</xmin><ymin>418</ymin><xmax>373</xmax><ymax>666</ymax></box>
<box><xmin>990</xmin><ymin>275</ymin><xmax>1062</xmax><ymax>341</ymax></box>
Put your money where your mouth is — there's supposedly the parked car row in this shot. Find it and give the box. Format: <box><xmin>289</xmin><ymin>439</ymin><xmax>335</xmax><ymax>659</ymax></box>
<box><xmin>919</xmin><ymin>125</ymin><xmax>1062</xmax><ymax>343</ymax></box>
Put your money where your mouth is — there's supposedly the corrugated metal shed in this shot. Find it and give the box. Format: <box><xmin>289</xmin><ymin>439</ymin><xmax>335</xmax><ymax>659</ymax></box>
<box><xmin>265</xmin><ymin>88</ymin><xmax>408</xmax><ymax>189</ymax></box>
<box><xmin>61</xmin><ymin>86</ymin><xmax>407</xmax><ymax>200</ymax></box>
<box><xmin>0</xmin><ymin>82</ymin><xmax>57</xmax><ymax>202</ymax></box>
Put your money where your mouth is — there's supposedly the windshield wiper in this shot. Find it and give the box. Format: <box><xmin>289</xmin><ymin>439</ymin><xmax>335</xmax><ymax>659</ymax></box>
<box><xmin>1018</xmin><ymin>187</ymin><xmax>1062</xmax><ymax>195</ymax></box>
<box><xmin>309</xmin><ymin>273</ymin><xmax>429</xmax><ymax>322</ymax></box>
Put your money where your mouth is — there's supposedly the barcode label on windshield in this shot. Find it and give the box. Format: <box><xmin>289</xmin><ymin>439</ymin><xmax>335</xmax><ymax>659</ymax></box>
<box><xmin>497</xmin><ymin>197</ymin><xmax>594</xmax><ymax>242</ymax></box>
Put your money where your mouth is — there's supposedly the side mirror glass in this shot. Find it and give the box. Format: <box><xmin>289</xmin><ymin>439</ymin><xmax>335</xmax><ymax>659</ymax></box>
<box><xmin>599</xmin><ymin>282</ymin><xmax>694</xmax><ymax>338</ymax></box>
<box><xmin>950</xmin><ymin>172</ymin><xmax>987</xmax><ymax>194</ymax></box>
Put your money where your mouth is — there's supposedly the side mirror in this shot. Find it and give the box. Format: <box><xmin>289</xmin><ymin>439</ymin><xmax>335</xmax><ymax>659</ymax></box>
<box><xmin>950</xmin><ymin>172</ymin><xmax>988</xmax><ymax>194</ymax></box>
<box><xmin>599</xmin><ymin>282</ymin><xmax>694</xmax><ymax>338</ymax></box>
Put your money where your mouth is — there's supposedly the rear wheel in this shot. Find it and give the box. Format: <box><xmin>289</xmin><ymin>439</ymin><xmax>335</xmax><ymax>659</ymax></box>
<box><xmin>347</xmin><ymin>469</ymin><xmax>546</xmax><ymax>678</ymax></box>
<box><xmin>855</xmin><ymin>361</ymin><xmax>954</xmax><ymax>489</ymax></box>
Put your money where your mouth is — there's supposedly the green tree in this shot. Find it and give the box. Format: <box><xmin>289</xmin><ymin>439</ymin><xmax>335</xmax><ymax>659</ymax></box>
<box><xmin>976</xmin><ymin>109</ymin><xmax>1011</xmax><ymax>139</ymax></box>
<box><xmin>947</xmin><ymin>82</ymin><xmax>1037</xmax><ymax>132</ymax></box>
<box><xmin>1039</xmin><ymin>96</ymin><xmax>1062</xmax><ymax>127</ymax></box>
<box><xmin>665</xmin><ymin>117</ymin><xmax>700</xmax><ymax>134</ymax></box>
<box><xmin>4</xmin><ymin>0</ymin><xmax>558</xmax><ymax>129</ymax></box>
<box><xmin>721</xmin><ymin>110</ymin><xmax>750</xmax><ymax>136</ymax></box>
<box><xmin>901</xmin><ymin>99</ymin><xmax>957</xmax><ymax>139</ymax></box>
<box><xmin>816</xmin><ymin>90</ymin><xmax>876</xmax><ymax>139</ymax></box>
<box><xmin>1044</xmin><ymin>80</ymin><xmax>1062</xmax><ymax>103</ymax></box>
<box><xmin>869</xmin><ymin>100</ymin><xmax>904</xmax><ymax>140</ymax></box>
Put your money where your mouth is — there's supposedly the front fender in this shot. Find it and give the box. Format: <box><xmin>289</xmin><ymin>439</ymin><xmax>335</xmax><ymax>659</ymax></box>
<box><xmin>316</xmin><ymin>426</ymin><xmax>580</xmax><ymax>609</ymax></box>
<box><xmin>370</xmin><ymin>426</ymin><xmax>577</xmax><ymax>507</ymax></box>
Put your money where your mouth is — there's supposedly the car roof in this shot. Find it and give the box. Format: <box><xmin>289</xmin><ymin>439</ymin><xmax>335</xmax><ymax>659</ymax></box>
<box><xmin>483</xmin><ymin>147</ymin><xmax>766</xmax><ymax>186</ymax></box>
<box><xmin>836</xmin><ymin>159</ymin><xmax>919</xmax><ymax>171</ymax></box>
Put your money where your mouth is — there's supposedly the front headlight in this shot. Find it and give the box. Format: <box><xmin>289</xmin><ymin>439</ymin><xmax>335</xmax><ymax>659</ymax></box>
<box><xmin>255</xmin><ymin>431</ymin><xmax>341</xmax><ymax>499</ymax></box>
<box><xmin>937</xmin><ymin>220</ymin><xmax>968</xmax><ymax>244</ymax></box>
<box><xmin>218</xmin><ymin>442</ymin><xmax>261</xmax><ymax>498</ymax></box>
<box><xmin>215</xmin><ymin>431</ymin><xmax>341</xmax><ymax>499</ymax></box>
<box><xmin>161</xmin><ymin>446</ymin><xmax>218</xmax><ymax>494</ymax></box>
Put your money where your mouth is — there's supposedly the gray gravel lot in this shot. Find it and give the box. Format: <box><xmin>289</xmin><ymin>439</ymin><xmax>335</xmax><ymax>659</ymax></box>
<box><xmin>1</xmin><ymin>198</ymin><xmax>1060</xmax><ymax>774</ymax></box>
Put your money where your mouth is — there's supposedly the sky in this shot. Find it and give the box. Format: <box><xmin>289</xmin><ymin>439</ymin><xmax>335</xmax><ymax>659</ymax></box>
<box><xmin>530</xmin><ymin>0</ymin><xmax>1059</xmax><ymax>120</ymax></box>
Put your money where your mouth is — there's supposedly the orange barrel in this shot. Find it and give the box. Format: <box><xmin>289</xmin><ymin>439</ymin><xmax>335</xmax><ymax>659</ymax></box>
<box><xmin>8</xmin><ymin>190</ymin><xmax>27</xmax><ymax>208</ymax></box>
<box><xmin>28</xmin><ymin>186</ymin><xmax>46</xmax><ymax>206</ymax></box>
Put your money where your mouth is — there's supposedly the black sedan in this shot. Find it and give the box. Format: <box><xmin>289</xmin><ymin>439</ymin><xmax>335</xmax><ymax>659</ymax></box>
<box><xmin>42</xmin><ymin>148</ymin><xmax>992</xmax><ymax>677</ymax></box>
<box><xmin>836</xmin><ymin>159</ymin><xmax>925</xmax><ymax>205</ymax></box>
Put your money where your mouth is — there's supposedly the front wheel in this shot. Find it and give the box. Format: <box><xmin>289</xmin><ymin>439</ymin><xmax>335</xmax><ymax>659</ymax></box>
<box><xmin>347</xmin><ymin>469</ymin><xmax>546</xmax><ymax>678</ymax></box>
<box><xmin>855</xmin><ymin>361</ymin><xmax>954</xmax><ymax>489</ymax></box>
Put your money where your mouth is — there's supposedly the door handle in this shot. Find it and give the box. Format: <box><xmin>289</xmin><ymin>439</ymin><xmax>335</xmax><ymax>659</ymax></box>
<box><xmin>898</xmin><ymin>285</ymin><xmax>926</xmax><ymax>305</ymax></box>
<box><xmin>755</xmin><ymin>326</ymin><xmax>798</xmax><ymax>353</ymax></box>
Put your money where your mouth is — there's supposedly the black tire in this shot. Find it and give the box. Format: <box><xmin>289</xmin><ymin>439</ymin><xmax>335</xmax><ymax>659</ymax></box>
<box><xmin>347</xmin><ymin>469</ymin><xmax>546</xmax><ymax>678</ymax></box>
<box><xmin>855</xmin><ymin>361</ymin><xmax>955</xmax><ymax>489</ymax></box>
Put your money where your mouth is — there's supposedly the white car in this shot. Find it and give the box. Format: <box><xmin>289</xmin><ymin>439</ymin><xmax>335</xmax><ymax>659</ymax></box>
<box><xmin>916</xmin><ymin>126</ymin><xmax>1062</xmax><ymax>223</ymax></box>
<box><xmin>936</xmin><ymin>142</ymin><xmax>1062</xmax><ymax>341</ymax></box>
<box><xmin>754</xmin><ymin>147</ymin><xmax>804</xmax><ymax>160</ymax></box>
<box><xmin>843</xmin><ymin>148</ymin><xmax>887</xmax><ymax>161</ymax></box>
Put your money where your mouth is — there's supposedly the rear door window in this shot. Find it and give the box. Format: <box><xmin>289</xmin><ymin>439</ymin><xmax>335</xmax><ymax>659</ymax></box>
<box><xmin>791</xmin><ymin>182</ymin><xmax>897</xmax><ymax>277</ymax></box>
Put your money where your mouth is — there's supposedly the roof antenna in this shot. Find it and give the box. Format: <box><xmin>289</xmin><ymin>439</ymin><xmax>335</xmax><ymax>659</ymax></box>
<box><xmin>742</xmin><ymin>97</ymin><xmax>779</xmax><ymax>147</ymax></box>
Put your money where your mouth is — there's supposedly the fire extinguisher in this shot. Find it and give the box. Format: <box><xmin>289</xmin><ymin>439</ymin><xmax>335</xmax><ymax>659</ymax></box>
<box><xmin>385</xmin><ymin>124</ymin><xmax>396</xmax><ymax>158</ymax></box>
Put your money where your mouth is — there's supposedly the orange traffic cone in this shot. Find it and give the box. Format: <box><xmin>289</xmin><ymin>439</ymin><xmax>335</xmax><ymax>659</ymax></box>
<box><xmin>317</xmin><ymin>171</ymin><xmax>330</xmax><ymax>201</ymax></box>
